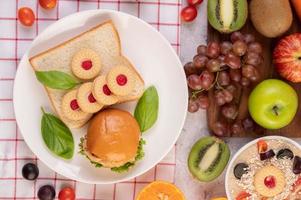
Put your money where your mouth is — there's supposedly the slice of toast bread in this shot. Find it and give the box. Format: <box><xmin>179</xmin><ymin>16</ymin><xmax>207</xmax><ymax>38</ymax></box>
<box><xmin>30</xmin><ymin>21</ymin><xmax>144</xmax><ymax>128</ymax></box>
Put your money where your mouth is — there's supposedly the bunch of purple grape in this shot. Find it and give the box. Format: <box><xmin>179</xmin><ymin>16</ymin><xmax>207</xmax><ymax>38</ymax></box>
<box><xmin>185</xmin><ymin>31</ymin><xmax>263</xmax><ymax>114</ymax></box>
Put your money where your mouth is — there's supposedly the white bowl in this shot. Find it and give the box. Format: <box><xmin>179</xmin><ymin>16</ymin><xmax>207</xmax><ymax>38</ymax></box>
<box><xmin>225</xmin><ymin>136</ymin><xmax>301</xmax><ymax>199</ymax></box>
<box><xmin>13</xmin><ymin>10</ymin><xmax>188</xmax><ymax>184</ymax></box>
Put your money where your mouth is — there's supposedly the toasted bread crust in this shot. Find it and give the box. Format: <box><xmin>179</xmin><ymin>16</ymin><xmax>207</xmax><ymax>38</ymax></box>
<box><xmin>30</xmin><ymin>21</ymin><xmax>144</xmax><ymax>128</ymax></box>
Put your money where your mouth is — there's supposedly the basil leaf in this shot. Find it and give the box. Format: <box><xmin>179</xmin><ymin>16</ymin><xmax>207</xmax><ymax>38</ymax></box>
<box><xmin>41</xmin><ymin>108</ymin><xmax>74</xmax><ymax>159</ymax></box>
<box><xmin>35</xmin><ymin>71</ymin><xmax>80</xmax><ymax>90</ymax></box>
<box><xmin>134</xmin><ymin>86</ymin><xmax>159</xmax><ymax>132</ymax></box>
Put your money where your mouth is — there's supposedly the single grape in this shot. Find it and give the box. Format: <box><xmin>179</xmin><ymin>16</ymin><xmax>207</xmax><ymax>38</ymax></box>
<box><xmin>197</xmin><ymin>45</ymin><xmax>207</xmax><ymax>55</ymax></box>
<box><xmin>222</xmin><ymin>104</ymin><xmax>238</xmax><ymax>119</ymax></box>
<box><xmin>245</xmin><ymin>52</ymin><xmax>262</xmax><ymax>66</ymax></box>
<box><xmin>193</xmin><ymin>54</ymin><xmax>208</xmax><ymax>68</ymax></box>
<box><xmin>184</xmin><ymin>62</ymin><xmax>197</xmax><ymax>76</ymax></box>
<box><xmin>242</xmin><ymin>118</ymin><xmax>255</xmax><ymax>132</ymax></box>
<box><xmin>199</xmin><ymin>70</ymin><xmax>215</xmax><ymax>90</ymax></box>
<box><xmin>207</xmin><ymin>42</ymin><xmax>220</xmax><ymax>58</ymax></box>
<box><xmin>38</xmin><ymin>185</ymin><xmax>56</xmax><ymax>200</ymax></box>
<box><xmin>229</xmin><ymin>69</ymin><xmax>241</xmax><ymax>82</ymax></box>
<box><xmin>249</xmin><ymin>68</ymin><xmax>260</xmax><ymax>82</ymax></box>
<box><xmin>22</xmin><ymin>163</ymin><xmax>39</xmax><ymax>180</ymax></box>
<box><xmin>217</xmin><ymin>71</ymin><xmax>230</xmax><ymax>86</ymax></box>
<box><xmin>188</xmin><ymin>99</ymin><xmax>199</xmax><ymax>113</ymax></box>
<box><xmin>206</xmin><ymin>59</ymin><xmax>221</xmax><ymax>72</ymax></box>
<box><xmin>231</xmin><ymin>122</ymin><xmax>244</xmax><ymax>135</ymax></box>
<box><xmin>218</xmin><ymin>55</ymin><xmax>227</xmax><ymax>67</ymax></box>
<box><xmin>233</xmin><ymin>40</ymin><xmax>247</xmax><ymax>56</ymax></box>
<box><xmin>223</xmin><ymin>89</ymin><xmax>233</xmax><ymax>103</ymax></box>
<box><xmin>197</xmin><ymin>94</ymin><xmax>210</xmax><ymax>109</ymax></box>
<box><xmin>187</xmin><ymin>74</ymin><xmax>202</xmax><ymax>90</ymax></box>
<box><xmin>240</xmin><ymin>77</ymin><xmax>251</xmax><ymax>87</ymax></box>
<box><xmin>212</xmin><ymin>121</ymin><xmax>228</xmax><ymax>136</ymax></box>
<box><xmin>220</xmin><ymin>41</ymin><xmax>233</xmax><ymax>55</ymax></box>
<box><xmin>244</xmin><ymin>34</ymin><xmax>255</xmax><ymax>44</ymax></box>
<box><xmin>215</xmin><ymin>90</ymin><xmax>226</xmax><ymax>106</ymax></box>
<box><xmin>225</xmin><ymin>52</ymin><xmax>241</xmax><ymax>69</ymax></box>
<box><xmin>231</xmin><ymin>31</ymin><xmax>244</xmax><ymax>43</ymax></box>
<box><xmin>226</xmin><ymin>84</ymin><xmax>236</xmax><ymax>95</ymax></box>
<box><xmin>242</xmin><ymin>65</ymin><xmax>256</xmax><ymax>79</ymax></box>
<box><xmin>247</xmin><ymin>42</ymin><xmax>263</xmax><ymax>54</ymax></box>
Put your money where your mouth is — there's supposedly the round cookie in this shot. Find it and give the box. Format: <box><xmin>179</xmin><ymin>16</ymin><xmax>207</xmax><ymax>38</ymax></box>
<box><xmin>254</xmin><ymin>165</ymin><xmax>285</xmax><ymax>197</ymax></box>
<box><xmin>71</xmin><ymin>49</ymin><xmax>101</xmax><ymax>80</ymax></box>
<box><xmin>77</xmin><ymin>82</ymin><xmax>103</xmax><ymax>113</ymax></box>
<box><xmin>92</xmin><ymin>75</ymin><xmax>118</xmax><ymax>105</ymax></box>
<box><xmin>106</xmin><ymin>65</ymin><xmax>135</xmax><ymax>96</ymax></box>
<box><xmin>62</xmin><ymin>89</ymin><xmax>91</xmax><ymax>121</ymax></box>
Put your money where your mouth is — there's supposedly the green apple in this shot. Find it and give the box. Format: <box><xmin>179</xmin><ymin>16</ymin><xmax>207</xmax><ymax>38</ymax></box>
<box><xmin>248</xmin><ymin>79</ymin><xmax>298</xmax><ymax>129</ymax></box>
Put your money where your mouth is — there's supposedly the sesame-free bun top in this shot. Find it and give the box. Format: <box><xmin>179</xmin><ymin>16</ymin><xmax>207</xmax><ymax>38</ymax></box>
<box><xmin>86</xmin><ymin>109</ymin><xmax>140</xmax><ymax>168</ymax></box>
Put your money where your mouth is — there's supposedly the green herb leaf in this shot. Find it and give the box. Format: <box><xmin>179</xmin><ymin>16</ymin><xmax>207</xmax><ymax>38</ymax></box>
<box><xmin>35</xmin><ymin>71</ymin><xmax>80</xmax><ymax>90</ymax></box>
<box><xmin>41</xmin><ymin>108</ymin><xmax>74</xmax><ymax>159</ymax></box>
<box><xmin>111</xmin><ymin>139</ymin><xmax>146</xmax><ymax>173</ymax></box>
<box><xmin>134</xmin><ymin>86</ymin><xmax>159</xmax><ymax>132</ymax></box>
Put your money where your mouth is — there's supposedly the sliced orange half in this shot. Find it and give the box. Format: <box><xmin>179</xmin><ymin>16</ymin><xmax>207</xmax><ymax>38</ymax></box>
<box><xmin>136</xmin><ymin>181</ymin><xmax>185</xmax><ymax>200</ymax></box>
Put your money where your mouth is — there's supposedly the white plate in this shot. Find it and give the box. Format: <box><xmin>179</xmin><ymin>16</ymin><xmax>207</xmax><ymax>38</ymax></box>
<box><xmin>13</xmin><ymin>10</ymin><xmax>188</xmax><ymax>184</ymax></box>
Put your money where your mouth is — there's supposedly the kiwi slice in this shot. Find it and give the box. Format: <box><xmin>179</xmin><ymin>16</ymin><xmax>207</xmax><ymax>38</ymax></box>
<box><xmin>208</xmin><ymin>0</ymin><xmax>248</xmax><ymax>33</ymax></box>
<box><xmin>188</xmin><ymin>136</ymin><xmax>230</xmax><ymax>182</ymax></box>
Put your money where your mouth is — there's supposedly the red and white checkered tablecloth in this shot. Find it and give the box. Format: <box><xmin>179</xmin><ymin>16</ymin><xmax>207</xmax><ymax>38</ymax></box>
<box><xmin>0</xmin><ymin>0</ymin><xmax>181</xmax><ymax>199</ymax></box>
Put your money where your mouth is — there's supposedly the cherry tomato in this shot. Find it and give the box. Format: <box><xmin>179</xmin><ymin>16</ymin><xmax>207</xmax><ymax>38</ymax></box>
<box><xmin>39</xmin><ymin>0</ymin><xmax>57</xmax><ymax>9</ymax></box>
<box><xmin>187</xmin><ymin>0</ymin><xmax>203</xmax><ymax>6</ymax></box>
<box><xmin>181</xmin><ymin>6</ymin><xmax>198</xmax><ymax>22</ymax></box>
<box><xmin>58</xmin><ymin>187</ymin><xmax>75</xmax><ymax>200</ymax></box>
<box><xmin>18</xmin><ymin>7</ymin><xmax>35</xmax><ymax>27</ymax></box>
<box><xmin>235</xmin><ymin>191</ymin><xmax>250</xmax><ymax>200</ymax></box>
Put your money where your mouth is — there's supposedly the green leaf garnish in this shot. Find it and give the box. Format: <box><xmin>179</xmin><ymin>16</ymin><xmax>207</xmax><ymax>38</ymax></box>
<box><xmin>41</xmin><ymin>108</ymin><xmax>74</xmax><ymax>159</ymax></box>
<box><xmin>134</xmin><ymin>86</ymin><xmax>159</xmax><ymax>132</ymax></box>
<box><xmin>35</xmin><ymin>70</ymin><xmax>80</xmax><ymax>90</ymax></box>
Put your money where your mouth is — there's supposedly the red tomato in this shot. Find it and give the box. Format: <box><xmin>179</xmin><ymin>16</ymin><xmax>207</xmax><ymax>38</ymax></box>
<box><xmin>58</xmin><ymin>187</ymin><xmax>75</xmax><ymax>200</ymax></box>
<box><xmin>187</xmin><ymin>0</ymin><xmax>203</xmax><ymax>6</ymax></box>
<box><xmin>235</xmin><ymin>191</ymin><xmax>250</xmax><ymax>200</ymax></box>
<box><xmin>18</xmin><ymin>7</ymin><xmax>35</xmax><ymax>27</ymax></box>
<box><xmin>181</xmin><ymin>6</ymin><xmax>198</xmax><ymax>22</ymax></box>
<box><xmin>39</xmin><ymin>0</ymin><xmax>57</xmax><ymax>9</ymax></box>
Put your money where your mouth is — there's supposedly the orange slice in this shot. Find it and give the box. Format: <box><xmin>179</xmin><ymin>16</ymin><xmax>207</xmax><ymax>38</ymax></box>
<box><xmin>136</xmin><ymin>181</ymin><xmax>185</xmax><ymax>200</ymax></box>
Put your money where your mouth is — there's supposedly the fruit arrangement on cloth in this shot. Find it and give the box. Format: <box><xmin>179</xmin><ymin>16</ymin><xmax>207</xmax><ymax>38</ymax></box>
<box><xmin>184</xmin><ymin>0</ymin><xmax>301</xmax><ymax>199</ymax></box>
<box><xmin>185</xmin><ymin>0</ymin><xmax>301</xmax><ymax>138</ymax></box>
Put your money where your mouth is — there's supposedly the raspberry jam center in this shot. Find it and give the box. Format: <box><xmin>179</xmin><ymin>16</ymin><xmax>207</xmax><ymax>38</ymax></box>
<box><xmin>103</xmin><ymin>84</ymin><xmax>111</xmax><ymax>96</ymax></box>
<box><xmin>116</xmin><ymin>74</ymin><xmax>127</xmax><ymax>86</ymax></box>
<box><xmin>88</xmin><ymin>93</ymin><xmax>96</xmax><ymax>103</ymax></box>
<box><xmin>70</xmin><ymin>99</ymin><xmax>79</xmax><ymax>110</ymax></box>
<box><xmin>264</xmin><ymin>176</ymin><xmax>276</xmax><ymax>188</ymax></box>
<box><xmin>81</xmin><ymin>60</ymin><xmax>93</xmax><ymax>70</ymax></box>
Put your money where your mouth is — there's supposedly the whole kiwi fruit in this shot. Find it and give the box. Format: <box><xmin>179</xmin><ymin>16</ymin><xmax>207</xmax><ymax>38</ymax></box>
<box><xmin>250</xmin><ymin>0</ymin><xmax>293</xmax><ymax>38</ymax></box>
<box><xmin>208</xmin><ymin>0</ymin><xmax>248</xmax><ymax>33</ymax></box>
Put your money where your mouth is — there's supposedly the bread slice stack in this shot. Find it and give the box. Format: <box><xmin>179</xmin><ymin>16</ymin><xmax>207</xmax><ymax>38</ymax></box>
<box><xmin>30</xmin><ymin>21</ymin><xmax>144</xmax><ymax>128</ymax></box>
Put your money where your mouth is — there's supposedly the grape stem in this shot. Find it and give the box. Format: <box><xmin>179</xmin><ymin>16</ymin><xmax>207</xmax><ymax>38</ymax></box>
<box><xmin>191</xmin><ymin>89</ymin><xmax>205</xmax><ymax>99</ymax></box>
<box><xmin>191</xmin><ymin>72</ymin><xmax>221</xmax><ymax>99</ymax></box>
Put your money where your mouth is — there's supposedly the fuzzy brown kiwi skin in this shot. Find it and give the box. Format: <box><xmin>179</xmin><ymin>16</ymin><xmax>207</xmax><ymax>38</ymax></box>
<box><xmin>187</xmin><ymin>136</ymin><xmax>230</xmax><ymax>182</ymax></box>
<box><xmin>208</xmin><ymin>0</ymin><xmax>248</xmax><ymax>33</ymax></box>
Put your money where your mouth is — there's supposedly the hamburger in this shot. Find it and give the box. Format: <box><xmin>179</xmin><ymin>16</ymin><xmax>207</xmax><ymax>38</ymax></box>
<box><xmin>79</xmin><ymin>108</ymin><xmax>145</xmax><ymax>172</ymax></box>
